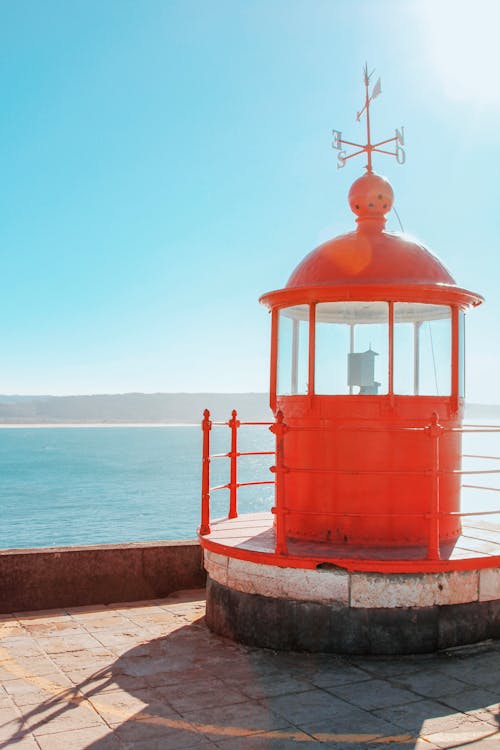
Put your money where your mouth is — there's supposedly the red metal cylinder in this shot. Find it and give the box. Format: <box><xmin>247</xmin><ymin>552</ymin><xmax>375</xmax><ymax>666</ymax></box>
<box><xmin>277</xmin><ymin>395</ymin><xmax>461</xmax><ymax>546</ymax></box>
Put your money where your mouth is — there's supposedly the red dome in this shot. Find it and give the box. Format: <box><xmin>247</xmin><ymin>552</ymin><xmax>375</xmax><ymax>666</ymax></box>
<box><xmin>286</xmin><ymin>172</ymin><xmax>455</xmax><ymax>288</ymax></box>
<box><xmin>286</xmin><ymin>229</ymin><xmax>456</xmax><ymax>288</ymax></box>
<box><xmin>260</xmin><ymin>172</ymin><xmax>482</xmax><ymax>311</ymax></box>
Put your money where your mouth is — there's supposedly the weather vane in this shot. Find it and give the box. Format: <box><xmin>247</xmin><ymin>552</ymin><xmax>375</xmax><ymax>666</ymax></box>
<box><xmin>332</xmin><ymin>64</ymin><xmax>405</xmax><ymax>173</ymax></box>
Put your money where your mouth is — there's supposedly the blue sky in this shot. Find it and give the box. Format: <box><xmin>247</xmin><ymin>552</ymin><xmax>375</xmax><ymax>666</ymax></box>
<box><xmin>0</xmin><ymin>0</ymin><xmax>499</xmax><ymax>401</ymax></box>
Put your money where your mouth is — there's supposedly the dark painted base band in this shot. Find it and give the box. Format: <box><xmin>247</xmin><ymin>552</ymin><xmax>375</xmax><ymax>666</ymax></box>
<box><xmin>206</xmin><ymin>577</ymin><xmax>500</xmax><ymax>655</ymax></box>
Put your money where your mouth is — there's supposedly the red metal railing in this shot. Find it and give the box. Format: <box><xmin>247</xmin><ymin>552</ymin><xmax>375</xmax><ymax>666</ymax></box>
<box><xmin>200</xmin><ymin>410</ymin><xmax>500</xmax><ymax>562</ymax></box>
<box><xmin>200</xmin><ymin>409</ymin><xmax>274</xmax><ymax>537</ymax></box>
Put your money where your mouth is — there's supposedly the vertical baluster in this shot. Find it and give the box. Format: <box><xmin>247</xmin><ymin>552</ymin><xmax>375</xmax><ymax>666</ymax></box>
<box><xmin>427</xmin><ymin>411</ymin><xmax>442</xmax><ymax>560</ymax></box>
<box><xmin>270</xmin><ymin>410</ymin><xmax>288</xmax><ymax>555</ymax></box>
<box><xmin>200</xmin><ymin>409</ymin><xmax>212</xmax><ymax>535</ymax></box>
<box><xmin>228</xmin><ymin>409</ymin><xmax>239</xmax><ymax>519</ymax></box>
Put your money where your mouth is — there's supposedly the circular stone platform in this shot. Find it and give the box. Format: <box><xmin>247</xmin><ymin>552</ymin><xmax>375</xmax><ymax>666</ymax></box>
<box><xmin>204</xmin><ymin>549</ymin><xmax>500</xmax><ymax>654</ymax></box>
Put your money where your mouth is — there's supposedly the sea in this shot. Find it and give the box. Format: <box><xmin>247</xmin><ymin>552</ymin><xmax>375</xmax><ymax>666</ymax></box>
<box><xmin>0</xmin><ymin>424</ymin><xmax>275</xmax><ymax>549</ymax></box>
<box><xmin>0</xmin><ymin>421</ymin><xmax>498</xmax><ymax>550</ymax></box>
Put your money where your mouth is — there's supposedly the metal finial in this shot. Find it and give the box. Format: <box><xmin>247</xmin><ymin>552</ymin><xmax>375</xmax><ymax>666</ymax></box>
<box><xmin>332</xmin><ymin>65</ymin><xmax>405</xmax><ymax>173</ymax></box>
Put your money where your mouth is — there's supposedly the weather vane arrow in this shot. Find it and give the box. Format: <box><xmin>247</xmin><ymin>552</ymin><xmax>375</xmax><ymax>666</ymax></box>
<box><xmin>332</xmin><ymin>64</ymin><xmax>405</xmax><ymax>173</ymax></box>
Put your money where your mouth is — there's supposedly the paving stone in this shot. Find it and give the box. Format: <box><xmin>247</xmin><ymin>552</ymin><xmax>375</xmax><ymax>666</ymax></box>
<box><xmin>72</xmin><ymin>671</ymin><xmax>150</xmax><ymax>696</ymax></box>
<box><xmin>26</xmin><ymin>702</ymin><xmax>106</xmax><ymax>736</ymax></box>
<box><xmin>114</xmin><ymin>717</ymin><xmax>204</xmax><ymax>746</ymax></box>
<box><xmin>155</xmin><ymin>676</ymin><xmax>249</xmax><ymax>711</ymax></box>
<box><xmin>118</xmin><ymin>652</ymin><xmax>195</xmax><ymax>677</ymax></box>
<box><xmin>260</xmin><ymin>689</ymin><xmax>359</xmax><ymax>725</ymax></box>
<box><xmin>325</xmin><ymin>678</ymin><xmax>420</xmax><ymax>710</ymax></box>
<box><xmin>0</xmin><ymin>705</ymin><xmax>23</xmax><ymax>741</ymax></box>
<box><xmin>233</xmin><ymin>673</ymin><xmax>312</xmax><ymax>699</ymax></box>
<box><xmin>65</xmin><ymin>605</ymin><xmax>111</xmax><ymax>617</ymax></box>
<box><xmin>0</xmin><ymin>736</ymin><xmax>41</xmax><ymax>748</ymax></box>
<box><xmin>372</xmin><ymin>698</ymin><xmax>486</xmax><ymax>735</ymax></box>
<box><xmin>78</xmin><ymin>613</ymin><xmax>136</xmax><ymax>630</ymax></box>
<box><xmin>49</xmin><ymin>647</ymin><xmax>115</xmax><ymax>672</ymax></box>
<box><xmin>0</xmin><ymin>622</ymin><xmax>28</xmax><ymax>639</ymax></box>
<box><xmin>122</xmin><ymin>734</ymin><xmax>219</xmax><ymax>750</ymax></box>
<box><xmin>423</xmin><ymin>724</ymin><xmax>500</xmax><ymax>748</ymax></box>
<box><xmin>181</xmin><ymin>700</ymin><xmax>292</xmax><ymax>739</ymax></box>
<box><xmin>205</xmin><ymin>657</ymin><xmax>281</xmax><ymax>683</ymax></box>
<box><xmin>0</xmin><ymin>637</ymin><xmax>44</xmax><ymax>658</ymax></box>
<box><xmin>0</xmin><ymin>657</ymin><xmax>58</xmax><ymax>680</ymax></box>
<box><xmin>320</xmin><ymin>742</ymin><xmax>422</xmax><ymax>750</ymax></box>
<box><xmin>35</xmin><ymin>633</ymin><xmax>103</xmax><ymax>654</ymax></box>
<box><xmin>435</xmin><ymin>649</ymin><xmax>500</xmax><ymax>674</ymax></box>
<box><xmin>35</xmin><ymin>723</ymin><xmax>123</xmax><ymax>749</ymax></box>
<box><xmin>215</xmin><ymin>728</ymin><xmax>323</xmax><ymax>747</ymax></box>
<box><xmin>86</xmin><ymin>687</ymin><xmax>160</xmax><ymax>723</ymax></box>
<box><xmin>307</xmin><ymin>664</ymin><xmax>372</xmax><ymax>688</ymax></box>
<box><xmin>437</xmin><ymin>686</ymin><xmax>499</xmax><ymax>725</ymax></box>
<box><xmin>299</xmin><ymin>709</ymin><xmax>410</xmax><ymax>742</ymax></box>
<box><xmin>14</xmin><ymin>609</ymin><xmax>73</xmax><ymax>621</ymax></box>
<box><xmin>145</xmin><ymin>666</ymin><xmax>212</xmax><ymax>688</ymax></box>
<box><xmin>3</xmin><ymin>673</ymin><xmax>76</xmax><ymax>706</ymax></box>
<box><xmin>432</xmin><ymin>738</ymin><xmax>500</xmax><ymax>750</ymax></box>
<box><xmin>390</xmin><ymin>670</ymin><xmax>471</xmax><ymax>698</ymax></box>
<box><xmin>439</xmin><ymin>663</ymin><xmax>500</xmax><ymax>690</ymax></box>
<box><xmin>349</xmin><ymin>656</ymin><xmax>434</xmax><ymax>678</ymax></box>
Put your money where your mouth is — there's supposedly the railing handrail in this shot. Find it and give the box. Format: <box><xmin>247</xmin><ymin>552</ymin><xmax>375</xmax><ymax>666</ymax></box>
<box><xmin>200</xmin><ymin>409</ymin><xmax>500</xmax><ymax>564</ymax></box>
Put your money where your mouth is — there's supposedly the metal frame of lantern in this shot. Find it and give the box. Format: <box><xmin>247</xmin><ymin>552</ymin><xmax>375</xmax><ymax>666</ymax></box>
<box><xmin>263</xmin><ymin>283</ymin><xmax>481</xmax><ymax>414</ymax></box>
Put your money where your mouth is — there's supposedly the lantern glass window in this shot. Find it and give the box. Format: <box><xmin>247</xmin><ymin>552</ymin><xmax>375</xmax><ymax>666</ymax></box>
<box><xmin>315</xmin><ymin>302</ymin><xmax>388</xmax><ymax>395</ymax></box>
<box><xmin>277</xmin><ymin>306</ymin><xmax>309</xmax><ymax>395</ymax></box>
<box><xmin>393</xmin><ymin>303</ymin><xmax>452</xmax><ymax>396</ymax></box>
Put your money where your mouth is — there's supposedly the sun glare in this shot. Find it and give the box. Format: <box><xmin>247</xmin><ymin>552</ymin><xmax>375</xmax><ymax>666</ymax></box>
<box><xmin>418</xmin><ymin>0</ymin><xmax>500</xmax><ymax>107</ymax></box>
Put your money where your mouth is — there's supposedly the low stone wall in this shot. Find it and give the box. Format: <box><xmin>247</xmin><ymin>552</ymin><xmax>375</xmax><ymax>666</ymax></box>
<box><xmin>0</xmin><ymin>540</ymin><xmax>206</xmax><ymax>614</ymax></box>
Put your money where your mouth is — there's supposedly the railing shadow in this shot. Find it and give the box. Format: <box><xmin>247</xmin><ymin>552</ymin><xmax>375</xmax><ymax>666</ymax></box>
<box><xmin>2</xmin><ymin>616</ymin><xmax>498</xmax><ymax>749</ymax></box>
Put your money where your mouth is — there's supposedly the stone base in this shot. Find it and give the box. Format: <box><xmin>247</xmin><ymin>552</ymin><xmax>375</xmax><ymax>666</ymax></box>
<box><xmin>204</xmin><ymin>550</ymin><xmax>500</xmax><ymax>654</ymax></box>
<box><xmin>206</xmin><ymin>577</ymin><xmax>500</xmax><ymax>654</ymax></box>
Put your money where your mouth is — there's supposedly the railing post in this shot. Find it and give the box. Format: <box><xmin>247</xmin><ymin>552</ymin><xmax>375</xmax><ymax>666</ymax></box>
<box><xmin>270</xmin><ymin>409</ymin><xmax>288</xmax><ymax>555</ymax></box>
<box><xmin>426</xmin><ymin>411</ymin><xmax>443</xmax><ymax>560</ymax></box>
<box><xmin>228</xmin><ymin>409</ymin><xmax>240</xmax><ymax>519</ymax></box>
<box><xmin>200</xmin><ymin>409</ymin><xmax>212</xmax><ymax>535</ymax></box>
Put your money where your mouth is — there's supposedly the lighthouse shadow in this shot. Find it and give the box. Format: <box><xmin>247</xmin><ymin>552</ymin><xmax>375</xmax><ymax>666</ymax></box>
<box><xmin>75</xmin><ymin>621</ymin><xmax>500</xmax><ymax>749</ymax></box>
<box><xmin>78</xmin><ymin>615</ymin><xmax>322</xmax><ymax>749</ymax></box>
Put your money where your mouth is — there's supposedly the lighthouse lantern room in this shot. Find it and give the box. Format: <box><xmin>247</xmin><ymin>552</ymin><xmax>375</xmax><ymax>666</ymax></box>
<box><xmin>199</xmin><ymin>67</ymin><xmax>500</xmax><ymax>654</ymax></box>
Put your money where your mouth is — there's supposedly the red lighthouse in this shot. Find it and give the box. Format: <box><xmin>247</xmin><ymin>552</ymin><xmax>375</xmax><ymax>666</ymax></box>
<box><xmin>260</xmin><ymin>170</ymin><xmax>481</xmax><ymax>551</ymax></box>
<box><xmin>200</xmin><ymin>67</ymin><xmax>500</xmax><ymax>654</ymax></box>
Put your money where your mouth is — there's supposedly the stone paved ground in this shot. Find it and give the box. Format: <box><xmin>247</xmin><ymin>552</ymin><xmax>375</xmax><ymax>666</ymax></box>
<box><xmin>0</xmin><ymin>589</ymin><xmax>498</xmax><ymax>749</ymax></box>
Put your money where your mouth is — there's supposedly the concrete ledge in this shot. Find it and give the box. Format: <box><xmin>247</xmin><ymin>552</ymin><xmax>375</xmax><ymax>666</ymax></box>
<box><xmin>206</xmin><ymin>576</ymin><xmax>500</xmax><ymax>654</ymax></box>
<box><xmin>0</xmin><ymin>540</ymin><xmax>206</xmax><ymax>613</ymax></box>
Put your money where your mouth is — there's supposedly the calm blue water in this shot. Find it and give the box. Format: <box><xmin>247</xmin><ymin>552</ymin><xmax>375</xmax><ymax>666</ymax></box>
<box><xmin>0</xmin><ymin>421</ymin><xmax>497</xmax><ymax>550</ymax></box>
<box><xmin>0</xmin><ymin>425</ymin><xmax>275</xmax><ymax>549</ymax></box>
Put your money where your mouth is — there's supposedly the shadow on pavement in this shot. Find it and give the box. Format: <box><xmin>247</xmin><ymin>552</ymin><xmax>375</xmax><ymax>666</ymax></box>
<box><xmin>2</xmin><ymin>613</ymin><xmax>499</xmax><ymax>750</ymax></box>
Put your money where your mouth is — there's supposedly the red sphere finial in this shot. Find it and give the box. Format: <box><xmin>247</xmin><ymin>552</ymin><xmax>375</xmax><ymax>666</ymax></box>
<box><xmin>348</xmin><ymin>172</ymin><xmax>394</xmax><ymax>228</ymax></box>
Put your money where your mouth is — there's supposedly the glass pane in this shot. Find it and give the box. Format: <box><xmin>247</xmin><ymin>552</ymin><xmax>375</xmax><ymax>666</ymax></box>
<box><xmin>315</xmin><ymin>318</ymin><xmax>350</xmax><ymax>394</ymax></box>
<box><xmin>277</xmin><ymin>306</ymin><xmax>309</xmax><ymax>395</ymax></box>
<box><xmin>393</xmin><ymin>320</ymin><xmax>414</xmax><ymax>395</ymax></box>
<box><xmin>315</xmin><ymin>302</ymin><xmax>388</xmax><ymax>395</ymax></box>
<box><xmin>394</xmin><ymin>303</ymin><xmax>451</xmax><ymax>396</ymax></box>
<box><xmin>458</xmin><ymin>311</ymin><xmax>465</xmax><ymax>398</ymax></box>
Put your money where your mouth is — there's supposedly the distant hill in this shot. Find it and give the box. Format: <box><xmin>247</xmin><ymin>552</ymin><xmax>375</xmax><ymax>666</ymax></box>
<box><xmin>0</xmin><ymin>394</ymin><xmax>497</xmax><ymax>425</ymax></box>
<box><xmin>0</xmin><ymin>393</ymin><xmax>272</xmax><ymax>424</ymax></box>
